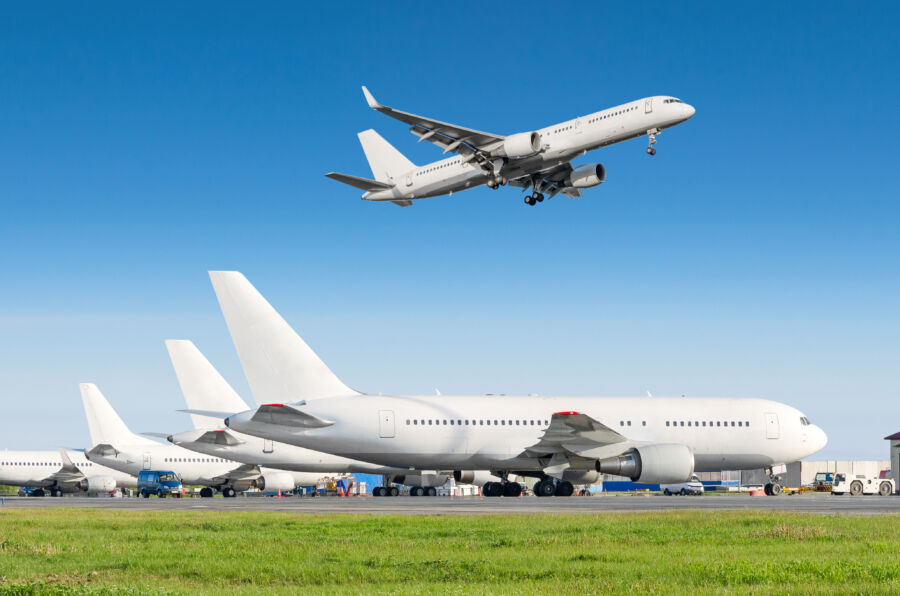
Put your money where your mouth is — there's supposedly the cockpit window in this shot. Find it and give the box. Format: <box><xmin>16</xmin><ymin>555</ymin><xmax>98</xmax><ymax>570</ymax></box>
<box><xmin>664</xmin><ymin>98</ymin><xmax>684</xmax><ymax>104</ymax></box>
<box><xmin>800</xmin><ymin>417</ymin><xmax>811</xmax><ymax>426</ymax></box>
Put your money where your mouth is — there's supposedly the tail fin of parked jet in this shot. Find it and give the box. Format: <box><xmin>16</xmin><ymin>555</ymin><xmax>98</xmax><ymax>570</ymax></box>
<box><xmin>357</xmin><ymin>129</ymin><xmax>415</xmax><ymax>182</ymax></box>
<box><xmin>165</xmin><ymin>340</ymin><xmax>251</xmax><ymax>429</ymax></box>
<box><xmin>79</xmin><ymin>383</ymin><xmax>157</xmax><ymax>447</ymax></box>
<box><xmin>208</xmin><ymin>271</ymin><xmax>360</xmax><ymax>404</ymax></box>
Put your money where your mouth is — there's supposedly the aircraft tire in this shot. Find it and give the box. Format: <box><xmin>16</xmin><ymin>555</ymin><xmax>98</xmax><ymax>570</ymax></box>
<box><xmin>534</xmin><ymin>480</ymin><xmax>556</xmax><ymax>497</ymax></box>
<box><xmin>426</xmin><ymin>487</ymin><xmax>437</xmax><ymax>496</ymax></box>
<box><xmin>555</xmin><ymin>481</ymin><xmax>574</xmax><ymax>497</ymax></box>
<box><xmin>664</xmin><ymin>489</ymin><xmax>671</xmax><ymax>496</ymax></box>
<box><xmin>389</xmin><ymin>486</ymin><xmax>399</xmax><ymax>497</ymax></box>
<box><xmin>503</xmin><ymin>482</ymin><xmax>522</xmax><ymax>497</ymax></box>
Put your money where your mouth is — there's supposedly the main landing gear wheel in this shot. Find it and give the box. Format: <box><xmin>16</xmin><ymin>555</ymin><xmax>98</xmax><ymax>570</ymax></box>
<box><xmin>534</xmin><ymin>479</ymin><xmax>556</xmax><ymax>497</ymax></box>
<box><xmin>533</xmin><ymin>192</ymin><xmax>544</xmax><ymax>203</ymax></box>
<box><xmin>482</xmin><ymin>482</ymin><xmax>503</xmax><ymax>497</ymax></box>
<box><xmin>555</xmin><ymin>481</ymin><xmax>574</xmax><ymax>497</ymax></box>
<box><xmin>503</xmin><ymin>482</ymin><xmax>522</xmax><ymax>497</ymax></box>
<box><xmin>524</xmin><ymin>196</ymin><xmax>535</xmax><ymax>206</ymax></box>
<box><xmin>200</xmin><ymin>487</ymin><xmax>214</xmax><ymax>498</ymax></box>
<box><xmin>373</xmin><ymin>487</ymin><xmax>384</xmax><ymax>497</ymax></box>
<box><xmin>222</xmin><ymin>487</ymin><xmax>237</xmax><ymax>498</ymax></box>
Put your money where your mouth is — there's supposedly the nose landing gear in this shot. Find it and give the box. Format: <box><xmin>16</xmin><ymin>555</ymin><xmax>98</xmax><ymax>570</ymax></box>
<box><xmin>646</xmin><ymin>128</ymin><xmax>659</xmax><ymax>155</ymax></box>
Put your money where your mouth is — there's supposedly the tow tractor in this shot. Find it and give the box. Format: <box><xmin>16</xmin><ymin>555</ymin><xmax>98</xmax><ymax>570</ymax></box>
<box><xmin>832</xmin><ymin>472</ymin><xmax>895</xmax><ymax>496</ymax></box>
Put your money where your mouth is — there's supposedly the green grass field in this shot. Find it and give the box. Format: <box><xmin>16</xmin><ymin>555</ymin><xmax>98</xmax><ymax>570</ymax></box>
<box><xmin>0</xmin><ymin>509</ymin><xmax>897</xmax><ymax>594</ymax></box>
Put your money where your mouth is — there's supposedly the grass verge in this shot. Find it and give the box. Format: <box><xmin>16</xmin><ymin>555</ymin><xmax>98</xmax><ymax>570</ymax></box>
<box><xmin>0</xmin><ymin>509</ymin><xmax>897</xmax><ymax>594</ymax></box>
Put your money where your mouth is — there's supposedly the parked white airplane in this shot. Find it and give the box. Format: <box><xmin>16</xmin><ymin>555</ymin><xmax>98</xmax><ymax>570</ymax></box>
<box><xmin>0</xmin><ymin>448</ymin><xmax>134</xmax><ymax>496</ymax></box>
<box><xmin>327</xmin><ymin>87</ymin><xmax>694</xmax><ymax>206</ymax></box>
<box><xmin>206</xmin><ymin>271</ymin><xmax>827</xmax><ymax>497</ymax></box>
<box><xmin>165</xmin><ymin>339</ymin><xmax>461</xmax><ymax>495</ymax></box>
<box><xmin>80</xmin><ymin>383</ymin><xmax>317</xmax><ymax>497</ymax></box>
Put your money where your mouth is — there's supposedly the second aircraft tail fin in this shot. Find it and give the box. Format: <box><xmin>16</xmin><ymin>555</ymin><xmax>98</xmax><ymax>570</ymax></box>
<box><xmin>357</xmin><ymin>129</ymin><xmax>415</xmax><ymax>183</ymax></box>
<box><xmin>79</xmin><ymin>383</ymin><xmax>158</xmax><ymax>447</ymax></box>
<box><xmin>165</xmin><ymin>340</ymin><xmax>251</xmax><ymax>429</ymax></box>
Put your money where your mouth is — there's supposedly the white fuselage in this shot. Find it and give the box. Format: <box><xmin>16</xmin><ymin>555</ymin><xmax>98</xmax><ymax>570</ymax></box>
<box><xmin>0</xmin><ymin>449</ymin><xmax>136</xmax><ymax>490</ymax></box>
<box><xmin>169</xmin><ymin>428</ymin><xmax>408</xmax><ymax>476</ymax></box>
<box><xmin>84</xmin><ymin>442</ymin><xmax>319</xmax><ymax>487</ymax></box>
<box><xmin>364</xmin><ymin>96</ymin><xmax>694</xmax><ymax>202</ymax></box>
<box><xmin>226</xmin><ymin>395</ymin><xmax>827</xmax><ymax>473</ymax></box>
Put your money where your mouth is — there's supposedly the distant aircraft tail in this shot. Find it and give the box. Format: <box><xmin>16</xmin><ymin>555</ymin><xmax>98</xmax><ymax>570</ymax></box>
<box><xmin>357</xmin><ymin>129</ymin><xmax>415</xmax><ymax>183</ymax></box>
<box><xmin>79</xmin><ymin>383</ymin><xmax>157</xmax><ymax>447</ymax></box>
<box><xmin>208</xmin><ymin>271</ymin><xmax>361</xmax><ymax>404</ymax></box>
<box><xmin>165</xmin><ymin>340</ymin><xmax>251</xmax><ymax>429</ymax></box>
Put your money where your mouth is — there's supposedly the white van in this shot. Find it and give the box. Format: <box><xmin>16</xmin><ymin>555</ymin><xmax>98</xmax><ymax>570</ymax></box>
<box><xmin>661</xmin><ymin>475</ymin><xmax>704</xmax><ymax>496</ymax></box>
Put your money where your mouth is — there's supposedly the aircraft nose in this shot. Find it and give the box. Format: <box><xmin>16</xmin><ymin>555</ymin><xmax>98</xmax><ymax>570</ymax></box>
<box><xmin>683</xmin><ymin>104</ymin><xmax>696</xmax><ymax>119</ymax></box>
<box><xmin>811</xmin><ymin>425</ymin><xmax>828</xmax><ymax>453</ymax></box>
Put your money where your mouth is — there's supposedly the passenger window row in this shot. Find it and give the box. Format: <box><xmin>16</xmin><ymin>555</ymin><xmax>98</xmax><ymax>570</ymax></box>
<box><xmin>618</xmin><ymin>420</ymin><xmax>647</xmax><ymax>427</ymax></box>
<box><xmin>406</xmin><ymin>418</ymin><xmax>549</xmax><ymax>427</ymax></box>
<box><xmin>665</xmin><ymin>420</ymin><xmax>749</xmax><ymax>427</ymax></box>
<box><xmin>2</xmin><ymin>461</ymin><xmax>92</xmax><ymax>466</ymax></box>
<box><xmin>588</xmin><ymin>105</ymin><xmax>637</xmax><ymax>124</ymax></box>
<box><xmin>163</xmin><ymin>457</ymin><xmax>227</xmax><ymax>463</ymax></box>
<box><xmin>416</xmin><ymin>159</ymin><xmax>461</xmax><ymax>176</ymax></box>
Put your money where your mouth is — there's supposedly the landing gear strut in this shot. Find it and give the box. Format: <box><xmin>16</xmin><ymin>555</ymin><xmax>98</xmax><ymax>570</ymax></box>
<box><xmin>646</xmin><ymin>128</ymin><xmax>659</xmax><ymax>155</ymax></box>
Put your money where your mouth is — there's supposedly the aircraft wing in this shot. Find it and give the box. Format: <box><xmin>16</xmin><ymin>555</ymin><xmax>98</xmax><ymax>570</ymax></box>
<box><xmin>45</xmin><ymin>448</ymin><xmax>87</xmax><ymax>485</ymax></box>
<box><xmin>201</xmin><ymin>463</ymin><xmax>262</xmax><ymax>485</ymax></box>
<box><xmin>362</xmin><ymin>86</ymin><xmax>504</xmax><ymax>154</ymax></box>
<box><xmin>520</xmin><ymin>412</ymin><xmax>630</xmax><ymax>477</ymax></box>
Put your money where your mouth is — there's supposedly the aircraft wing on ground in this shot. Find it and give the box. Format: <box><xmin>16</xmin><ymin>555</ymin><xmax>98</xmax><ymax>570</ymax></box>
<box><xmin>362</xmin><ymin>86</ymin><xmax>504</xmax><ymax>155</ymax></box>
<box><xmin>42</xmin><ymin>448</ymin><xmax>87</xmax><ymax>486</ymax></box>
<box><xmin>520</xmin><ymin>412</ymin><xmax>630</xmax><ymax>477</ymax></box>
<box><xmin>200</xmin><ymin>463</ymin><xmax>262</xmax><ymax>486</ymax></box>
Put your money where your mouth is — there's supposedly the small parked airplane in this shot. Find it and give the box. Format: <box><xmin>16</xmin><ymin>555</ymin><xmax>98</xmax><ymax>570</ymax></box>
<box><xmin>0</xmin><ymin>447</ymin><xmax>133</xmax><ymax>496</ymax></box>
<box><xmin>327</xmin><ymin>87</ymin><xmax>695</xmax><ymax>206</ymax></box>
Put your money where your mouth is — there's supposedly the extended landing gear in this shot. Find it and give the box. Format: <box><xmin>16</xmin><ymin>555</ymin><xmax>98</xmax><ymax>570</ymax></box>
<box><xmin>373</xmin><ymin>486</ymin><xmax>401</xmax><ymax>497</ymax></box>
<box><xmin>646</xmin><ymin>128</ymin><xmax>659</xmax><ymax>155</ymax></box>
<box><xmin>482</xmin><ymin>480</ymin><xmax>523</xmax><ymax>497</ymax></box>
<box><xmin>222</xmin><ymin>487</ymin><xmax>237</xmax><ymax>498</ymax></box>
<box><xmin>199</xmin><ymin>487</ymin><xmax>214</xmax><ymax>498</ymax></box>
<box><xmin>524</xmin><ymin>192</ymin><xmax>544</xmax><ymax>206</ymax></box>
<box><xmin>764</xmin><ymin>474</ymin><xmax>784</xmax><ymax>496</ymax></box>
<box><xmin>409</xmin><ymin>486</ymin><xmax>438</xmax><ymax>496</ymax></box>
<box><xmin>534</xmin><ymin>479</ymin><xmax>575</xmax><ymax>497</ymax></box>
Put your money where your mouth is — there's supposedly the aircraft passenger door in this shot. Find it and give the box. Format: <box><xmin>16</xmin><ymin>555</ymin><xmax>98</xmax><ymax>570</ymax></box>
<box><xmin>764</xmin><ymin>413</ymin><xmax>780</xmax><ymax>439</ymax></box>
<box><xmin>644</xmin><ymin>98</ymin><xmax>653</xmax><ymax>113</ymax></box>
<box><xmin>142</xmin><ymin>452</ymin><xmax>151</xmax><ymax>470</ymax></box>
<box><xmin>405</xmin><ymin>175</ymin><xmax>412</xmax><ymax>187</ymax></box>
<box><xmin>263</xmin><ymin>439</ymin><xmax>274</xmax><ymax>454</ymax></box>
<box><xmin>378</xmin><ymin>410</ymin><xmax>395</xmax><ymax>438</ymax></box>
<box><xmin>574</xmin><ymin>118</ymin><xmax>584</xmax><ymax>134</ymax></box>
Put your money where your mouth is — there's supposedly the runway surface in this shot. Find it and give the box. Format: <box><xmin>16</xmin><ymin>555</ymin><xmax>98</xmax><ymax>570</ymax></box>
<box><xmin>3</xmin><ymin>493</ymin><xmax>899</xmax><ymax>514</ymax></box>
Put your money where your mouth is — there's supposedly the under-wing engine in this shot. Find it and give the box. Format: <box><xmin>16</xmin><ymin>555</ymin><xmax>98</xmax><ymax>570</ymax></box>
<box><xmin>453</xmin><ymin>471</ymin><xmax>500</xmax><ymax>486</ymax></box>
<box><xmin>496</xmin><ymin>132</ymin><xmax>541</xmax><ymax>158</ymax></box>
<box><xmin>596</xmin><ymin>444</ymin><xmax>694</xmax><ymax>484</ymax></box>
<box><xmin>79</xmin><ymin>476</ymin><xmax>117</xmax><ymax>493</ymax></box>
<box><xmin>564</xmin><ymin>163</ymin><xmax>606</xmax><ymax>188</ymax></box>
<box><xmin>255</xmin><ymin>472</ymin><xmax>295</xmax><ymax>493</ymax></box>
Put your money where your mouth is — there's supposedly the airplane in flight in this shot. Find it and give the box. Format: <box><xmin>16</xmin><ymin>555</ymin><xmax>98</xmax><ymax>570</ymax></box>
<box><xmin>326</xmin><ymin>87</ymin><xmax>695</xmax><ymax>206</ymax></box>
<box><xmin>80</xmin><ymin>383</ymin><xmax>318</xmax><ymax>497</ymax></box>
<box><xmin>0</xmin><ymin>447</ymin><xmax>134</xmax><ymax>496</ymax></box>
<box><xmin>205</xmin><ymin>271</ymin><xmax>827</xmax><ymax>497</ymax></box>
<box><xmin>165</xmin><ymin>339</ymin><xmax>467</xmax><ymax>496</ymax></box>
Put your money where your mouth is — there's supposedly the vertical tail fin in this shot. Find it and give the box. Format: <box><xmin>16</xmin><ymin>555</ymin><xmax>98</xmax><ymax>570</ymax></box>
<box><xmin>79</xmin><ymin>383</ymin><xmax>157</xmax><ymax>447</ymax></box>
<box><xmin>357</xmin><ymin>129</ymin><xmax>415</xmax><ymax>183</ymax></box>
<box><xmin>208</xmin><ymin>271</ymin><xmax>360</xmax><ymax>404</ymax></box>
<box><xmin>165</xmin><ymin>340</ymin><xmax>251</xmax><ymax>428</ymax></box>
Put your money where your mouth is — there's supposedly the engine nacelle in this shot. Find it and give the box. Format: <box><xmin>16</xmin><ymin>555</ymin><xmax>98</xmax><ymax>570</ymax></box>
<box><xmin>565</xmin><ymin>163</ymin><xmax>606</xmax><ymax>188</ymax></box>
<box><xmin>79</xmin><ymin>476</ymin><xmax>116</xmax><ymax>493</ymax></box>
<box><xmin>393</xmin><ymin>473</ymin><xmax>451</xmax><ymax>488</ymax></box>
<box><xmin>497</xmin><ymin>132</ymin><xmax>541</xmax><ymax>158</ymax></box>
<box><xmin>255</xmin><ymin>472</ymin><xmax>296</xmax><ymax>493</ymax></box>
<box><xmin>452</xmin><ymin>471</ymin><xmax>502</xmax><ymax>486</ymax></box>
<box><xmin>596</xmin><ymin>444</ymin><xmax>694</xmax><ymax>484</ymax></box>
<box><xmin>562</xmin><ymin>470</ymin><xmax>600</xmax><ymax>485</ymax></box>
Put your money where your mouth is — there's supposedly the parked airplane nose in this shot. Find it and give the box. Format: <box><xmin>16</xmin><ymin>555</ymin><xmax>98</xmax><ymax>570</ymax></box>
<box><xmin>810</xmin><ymin>425</ymin><xmax>828</xmax><ymax>454</ymax></box>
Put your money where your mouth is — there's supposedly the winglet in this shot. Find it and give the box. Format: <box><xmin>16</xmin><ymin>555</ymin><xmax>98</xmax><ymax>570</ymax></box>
<box><xmin>361</xmin><ymin>86</ymin><xmax>380</xmax><ymax>109</ymax></box>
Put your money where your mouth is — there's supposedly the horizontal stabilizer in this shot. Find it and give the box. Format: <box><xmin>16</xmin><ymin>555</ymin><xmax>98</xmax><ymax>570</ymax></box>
<box><xmin>178</xmin><ymin>409</ymin><xmax>236</xmax><ymax>421</ymax></box>
<box><xmin>325</xmin><ymin>172</ymin><xmax>393</xmax><ymax>191</ymax></box>
<box><xmin>250</xmin><ymin>403</ymin><xmax>334</xmax><ymax>429</ymax></box>
<box><xmin>194</xmin><ymin>429</ymin><xmax>245</xmax><ymax>446</ymax></box>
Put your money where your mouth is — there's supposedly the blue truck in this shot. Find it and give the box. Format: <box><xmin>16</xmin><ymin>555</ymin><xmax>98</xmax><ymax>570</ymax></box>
<box><xmin>137</xmin><ymin>471</ymin><xmax>183</xmax><ymax>498</ymax></box>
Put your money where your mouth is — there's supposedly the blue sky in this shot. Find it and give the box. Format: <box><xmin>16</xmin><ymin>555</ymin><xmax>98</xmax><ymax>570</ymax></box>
<box><xmin>0</xmin><ymin>3</ymin><xmax>897</xmax><ymax>460</ymax></box>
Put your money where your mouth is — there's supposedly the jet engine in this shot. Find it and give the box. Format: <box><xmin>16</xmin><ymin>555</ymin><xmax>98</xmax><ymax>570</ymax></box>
<box><xmin>596</xmin><ymin>444</ymin><xmax>694</xmax><ymax>484</ymax></box>
<box><xmin>564</xmin><ymin>163</ymin><xmax>606</xmax><ymax>188</ymax></box>
<box><xmin>79</xmin><ymin>476</ymin><xmax>117</xmax><ymax>493</ymax></box>
<box><xmin>394</xmin><ymin>473</ymin><xmax>451</xmax><ymax>488</ymax></box>
<box><xmin>453</xmin><ymin>471</ymin><xmax>501</xmax><ymax>486</ymax></box>
<box><xmin>255</xmin><ymin>472</ymin><xmax>296</xmax><ymax>493</ymax></box>
<box><xmin>497</xmin><ymin>132</ymin><xmax>541</xmax><ymax>158</ymax></box>
<box><xmin>562</xmin><ymin>470</ymin><xmax>600</xmax><ymax>485</ymax></box>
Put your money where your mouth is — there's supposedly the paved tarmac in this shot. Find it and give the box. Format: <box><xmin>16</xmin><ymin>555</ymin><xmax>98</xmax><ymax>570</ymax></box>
<box><xmin>2</xmin><ymin>493</ymin><xmax>899</xmax><ymax>514</ymax></box>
